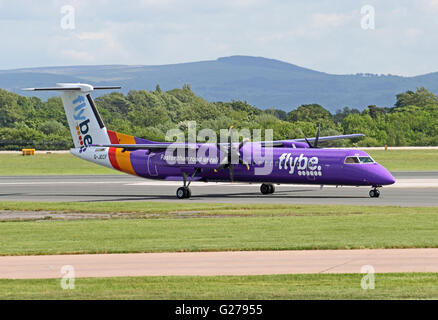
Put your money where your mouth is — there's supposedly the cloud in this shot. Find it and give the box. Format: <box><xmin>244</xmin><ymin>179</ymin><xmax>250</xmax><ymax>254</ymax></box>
<box><xmin>76</xmin><ymin>31</ymin><xmax>119</xmax><ymax>50</ymax></box>
<box><xmin>406</xmin><ymin>28</ymin><xmax>423</xmax><ymax>39</ymax></box>
<box><xmin>425</xmin><ymin>0</ymin><xmax>438</xmax><ymax>10</ymax></box>
<box><xmin>311</xmin><ymin>12</ymin><xmax>354</xmax><ymax>28</ymax></box>
<box><xmin>0</xmin><ymin>0</ymin><xmax>438</xmax><ymax>76</ymax></box>
<box><xmin>61</xmin><ymin>50</ymin><xmax>95</xmax><ymax>63</ymax></box>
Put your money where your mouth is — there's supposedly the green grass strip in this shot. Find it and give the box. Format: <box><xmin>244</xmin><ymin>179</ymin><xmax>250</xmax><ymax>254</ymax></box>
<box><xmin>0</xmin><ymin>273</ymin><xmax>436</xmax><ymax>300</ymax></box>
<box><xmin>0</xmin><ymin>208</ymin><xmax>437</xmax><ymax>255</ymax></box>
<box><xmin>1</xmin><ymin>201</ymin><xmax>438</xmax><ymax>216</ymax></box>
<box><xmin>0</xmin><ymin>153</ymin><xmax>117</xmax><ymax>175</ymax></box>
<box><xmin>369</xmin><ymin>149</ymin><xmax>438</xmax><ymax>171</ymax></box>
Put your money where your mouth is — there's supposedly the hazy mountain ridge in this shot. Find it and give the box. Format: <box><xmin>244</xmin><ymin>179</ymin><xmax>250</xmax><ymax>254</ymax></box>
<box><xmin>1</xmin><ymin>55</ymin><xmax>437</xmax><ymax>112</ymax></box>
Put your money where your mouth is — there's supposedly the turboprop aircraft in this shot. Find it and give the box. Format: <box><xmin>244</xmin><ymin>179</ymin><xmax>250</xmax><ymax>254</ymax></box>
<box><xmin>23</xmin><ymin>83</ymin><xmax>395</xmax><ymax>199</ymax></box>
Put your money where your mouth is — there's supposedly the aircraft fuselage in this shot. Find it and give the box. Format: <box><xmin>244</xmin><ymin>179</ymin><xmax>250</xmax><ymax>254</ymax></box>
<box><xmin>73</xmin><ymin>146</ymin><xmax>395</xmax><ymax>188</ymax></box>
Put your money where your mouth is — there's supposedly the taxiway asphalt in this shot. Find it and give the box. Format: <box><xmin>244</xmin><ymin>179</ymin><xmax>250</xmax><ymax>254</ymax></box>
<box><xmin>0</xmin><ymin>172</ymin><xmax>437</xmax><ymax>206</ymax></box>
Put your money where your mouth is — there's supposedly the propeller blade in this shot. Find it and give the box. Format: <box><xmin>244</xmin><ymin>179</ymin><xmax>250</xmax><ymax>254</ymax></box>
<box><xmin>314</xmin><ymin>125</ymin><xmax>321</xmax><ymax>148</ymax></box>
<box><xmin>216</xmin><ymin>126</ymin><xmax>251</xmax><ymax>177</ymax></box>
<box><xmin>239</xmin><ymin>158</ymin><xmax>250</xmax><ymax>170</ymax></box>
<box><xmin>228</xmin><ymin>126</ymin><xmax>234</xmax><ymax>164</ymax></box>
<box><xmin>228</xmin><ymin>126</ymin><xmax>235</xmax><ymax>182</ymax></box>
<box><xmin>217</xmin><ymin>163</ymin><xmax>228</xmax><ymax>170</ymax></box>
<box><xmin>238</xmin><ymin>137</ymin><xmax>250</xmax><ymax>150</ymax></box>
<box><xmin>299</xmin><ymin>128</ymin><xmax>313</xmax><ymax>148</ymax></box>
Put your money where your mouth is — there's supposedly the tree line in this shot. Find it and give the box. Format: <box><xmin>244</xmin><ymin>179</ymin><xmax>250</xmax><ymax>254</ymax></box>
<box><xmin>0</xmin><ymin>85</ymin><xmax>437</xmax><ymax>150</ymax></box>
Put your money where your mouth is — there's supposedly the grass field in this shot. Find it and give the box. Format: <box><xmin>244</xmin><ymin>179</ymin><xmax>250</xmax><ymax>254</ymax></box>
<box><xmin>0</xmin><ymin>153</ymin><xmax>116</xmax><ymax>175</ymax></box>
<box><xmin>1</xmin><ymin>200</ymin><xmax>438</xmax><ymax>216</ymax></box>
<box><xmin>0</xmin><ymin>202</ymin><xmax>436</xmax><ymax>255</ymax></box>
<box><xmin>0</xmin><ymin>149</ymin><xmax>437</xmax><ymax>175</ymax></box>
<box><xmin>1</xmin><ymin>273</ymin><xmax>436</xmax><ymax>299</ymax></box>
<box><xmin>1</xmin><ymin>151</ymin><xmax>436</xmax><ymax>301</ymax></box>
<box><xmin>368</xmin><ymin>149</ymin><xmax>438</xmax><ymax>171</ymax></box>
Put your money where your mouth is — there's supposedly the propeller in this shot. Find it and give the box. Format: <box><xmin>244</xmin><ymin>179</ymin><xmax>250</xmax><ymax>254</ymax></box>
<box><xmin>214</xmin><ymin>126</ymin><xmax>251</xmax><ymax>182</ymax></box>
<box><xmin>299</xmin><ymin>124</ymin><xmax>321</xmax><ymax>148</ymax></box>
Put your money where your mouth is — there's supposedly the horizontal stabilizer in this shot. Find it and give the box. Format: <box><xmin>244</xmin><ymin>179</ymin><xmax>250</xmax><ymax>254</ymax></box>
<box><xmin>22</xmin><ymin>83</ymin><xmax>121</xmax><ymax>93</ymax></box>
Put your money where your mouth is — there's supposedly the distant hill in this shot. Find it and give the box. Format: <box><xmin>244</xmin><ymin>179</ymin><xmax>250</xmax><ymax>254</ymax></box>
<box><xmin>1</xmin><ymin>55</ymin><xmax>438</xmax><ymax>112</ymax></box>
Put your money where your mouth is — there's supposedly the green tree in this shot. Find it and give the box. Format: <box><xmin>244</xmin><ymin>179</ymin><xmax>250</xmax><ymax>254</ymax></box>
<box><xmin>395</xmin><ymin>87</ymin><xmax>438</xmax><ymax>108</ymax></box>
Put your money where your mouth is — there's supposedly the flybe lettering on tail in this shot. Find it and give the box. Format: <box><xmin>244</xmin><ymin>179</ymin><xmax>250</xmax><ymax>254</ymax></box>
<box><xmin>73</xmin><ymin>95</ymin><xmax>92</xmax><ymax>153</ymax></box>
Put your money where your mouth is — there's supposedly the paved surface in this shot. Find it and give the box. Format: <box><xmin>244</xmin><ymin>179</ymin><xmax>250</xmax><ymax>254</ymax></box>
<box><xmin>1</xmin><ymin>249</ymin><xmax>437</xmax><ymax>279</ymax></box>
<box><xmin>0</xmin><ymin>172</ymin><xmax>438</xmax><ymax>206</ymax></box>
<box><xmin>2</xmin><ymin>147</ymin><xmax>438</xmax><ymax>154</ymax></box>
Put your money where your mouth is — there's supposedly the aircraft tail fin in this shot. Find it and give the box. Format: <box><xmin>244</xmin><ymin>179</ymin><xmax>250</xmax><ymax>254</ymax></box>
<box><xmin>23</xmin><ymin>83</ymin><xmax>120</xmax><ymax>152</ymax></box>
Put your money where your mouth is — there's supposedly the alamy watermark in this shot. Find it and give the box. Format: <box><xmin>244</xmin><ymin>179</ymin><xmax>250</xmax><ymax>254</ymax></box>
<box><xmin>360</xmin><ymin>265</ymin><xmax>375</xmax><ymax>290</ymax></box>
<box><xmin>60</xmin><ymin>5</ymin><xmax>75</xmax><ymax>30</ymax></box>
<box><xmin>163</xmin><ymin>122</ymin><xmax>274</xmax><ymax>175</ymax></box>
<box><xmin>361</xmin><ymin>5</ymin><xmax>375</xmax><ymax>30</ymax></box>
<box><xmin>60</xmin><ymin>265</ymin><xmax>75</xmax><ymax>290</ymax></box>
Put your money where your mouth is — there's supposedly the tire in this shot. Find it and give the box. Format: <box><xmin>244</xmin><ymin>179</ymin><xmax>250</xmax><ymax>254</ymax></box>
<box><xmin>177</xmin><ymin>187</ymin><xmax>186</xmax><ymax>199</ymax></box>
<box><xmin>260</xmin><ymin>184</ymin><xmax>270</xmax><ymax>195</ymax></box>
<box><xmin>185</xmin><ymin>188</ymin><xmax>192</xmax><ymax>199</ymax></box>
<box><xmin>369</xmin><ymin>189</ymin><xmax>377</xmax><ymax>198</ymax></box>
<box><xmin>268</xmin><ymin>184</ymin><xmax>275</xmax><ymax>194</ymax></box>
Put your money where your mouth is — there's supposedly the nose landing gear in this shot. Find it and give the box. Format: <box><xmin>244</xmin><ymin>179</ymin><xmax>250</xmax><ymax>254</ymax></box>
<box><xmin>369</xmin><ymin>188</ymin><xmax>380</xmax><ymax>198</ymax></box>
<box><xmin>260</xmin><ymin>183</ymin><xmax>275</xmax><ymax>195</ymax></box>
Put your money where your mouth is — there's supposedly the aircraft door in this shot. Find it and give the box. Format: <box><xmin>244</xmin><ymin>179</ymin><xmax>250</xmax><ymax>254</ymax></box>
<box><xmin>147</xmin><ymin>153</ymin><xmax>159</xmax><ymax>176</ymax></box>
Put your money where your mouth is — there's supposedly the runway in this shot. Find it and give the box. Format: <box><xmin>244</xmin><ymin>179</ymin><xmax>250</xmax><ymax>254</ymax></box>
<box><xmin>1</xmin><ymin>248</ymin><xmax>437</xmax><ymax>279</ymax></box>
<box><xmin>0</xmin><ymin>172</ymin><xmax>438</xmax><ymax>206</ymax></box>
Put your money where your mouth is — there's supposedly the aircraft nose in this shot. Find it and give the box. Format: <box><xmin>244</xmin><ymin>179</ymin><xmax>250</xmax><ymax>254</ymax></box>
<box><xmin>373</xmin><ymin>165</ymin><xmax>396</xmax><ymax>186</ymax></box>
<box><xmin>379</xmin><ymin>170</ymin><xmax>396</xmax><ymax>185</ymax></box>
<box><xmin>362</xmin><ymin>164</ymin><xmax>395</xmax><ymax>186</ymax></box>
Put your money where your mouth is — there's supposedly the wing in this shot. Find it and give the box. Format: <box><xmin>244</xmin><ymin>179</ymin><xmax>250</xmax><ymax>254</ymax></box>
<box><xmin>91</xmin><ymin>134</ymin><xmax>363</xmax><ymax>151</ymax></box>
<box><xmin>293</xmin><ymin>133</ymin><xmax>365</xmax><ymax>143</ymax></box>
<box><xmin>92</xmin><ymin>141</ymin><xmax>284</xmax><ymax>150</ymax></box>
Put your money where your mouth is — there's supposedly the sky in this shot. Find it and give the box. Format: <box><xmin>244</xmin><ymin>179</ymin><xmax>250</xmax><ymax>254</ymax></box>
<box><xmin>0</xmin><ymin>0</ymin><xmax>437</xmax><ymax>76</ymax></box>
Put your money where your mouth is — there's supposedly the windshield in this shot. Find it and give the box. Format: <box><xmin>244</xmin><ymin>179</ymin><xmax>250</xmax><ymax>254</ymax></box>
<box><xmin>358</xmin><ymin>156</ymin><xmax>375</xmax><ymax>163</ymax></box>
<box><xmin>345</xmin><ymin>156</ymin><xmax>375</xmax><ymax>164</ymax></box>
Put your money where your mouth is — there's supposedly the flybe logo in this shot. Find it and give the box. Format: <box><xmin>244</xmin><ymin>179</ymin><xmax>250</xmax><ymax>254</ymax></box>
<box><xmin>278</xmin><ymin>153</ymin><xmax>322</xmax><ymax>176</ymax></box>
<box><xmin>73</xmin><ymin>95</ymin><xmax>92</xmax><ymax>153</ymax></box>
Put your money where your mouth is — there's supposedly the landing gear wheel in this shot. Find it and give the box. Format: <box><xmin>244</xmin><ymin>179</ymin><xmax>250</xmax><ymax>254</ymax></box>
<box><xmin>369</xmin><ymin>189</ymin><xmax>380</xmax><ymax>198</ymax></box>
<box><xmin>261</xmin><ymin>184</ymin><xmax>274</xmax><ymax>195</ymax></box>
<box><xmin>268</xmin><ymin>184</ymin><xmax>275</xmax><ymax>194</ymax></box>
<box><xmin>177</xmin><ymin>187</ymin><xmax>191</xmax><ymax>199</ymax></box>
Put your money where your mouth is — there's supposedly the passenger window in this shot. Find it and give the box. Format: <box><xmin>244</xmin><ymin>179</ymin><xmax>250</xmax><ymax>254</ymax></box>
<box><xmin>345</xmin><ymin>156</ymin><xmax>359</xmax><ymax>164</ymax></box>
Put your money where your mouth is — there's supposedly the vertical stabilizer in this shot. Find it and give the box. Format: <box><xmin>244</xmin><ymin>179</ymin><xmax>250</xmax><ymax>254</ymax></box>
<box><xmin>23</xmin><ymin>83</ymin><xmax>120</xmax><ymax>152</ymax></box>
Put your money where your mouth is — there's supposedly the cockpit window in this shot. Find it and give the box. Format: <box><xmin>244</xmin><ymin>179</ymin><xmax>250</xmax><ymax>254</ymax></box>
<box><xmin>358</xmin><ymin>156</ymin><xmax>375</xmax><ymax>163</ymax></box>
<box><xmin>345</xmin><ymin>156</ymin><xmax>360</xmax><ymax>164</ymax></box>
<box><xmin>345</xmin><ymin>156</ymin><xmax>375</xmax><ymax>164</ymax></box>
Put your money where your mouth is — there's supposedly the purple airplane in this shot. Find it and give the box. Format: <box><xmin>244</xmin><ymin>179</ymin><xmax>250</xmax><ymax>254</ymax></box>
<box><xmin>24</xmin><ymin>84</ymin><xmax>395</xmax><ymax>199</ymax></box>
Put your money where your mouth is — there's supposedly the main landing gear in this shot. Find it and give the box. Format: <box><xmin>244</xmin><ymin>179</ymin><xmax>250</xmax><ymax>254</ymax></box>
<box><xmin>369</xmin><ymin>188</ymin><xmax>380</xmax><ymax>198</ymax></box>
<box><xmin>176</xmin><ymin>169</ymin><xmax>199</xmax><ymax>199</ymax></box>
<box><xmin>260</xmin><ymin>183</ymin><xmax>275</xmax><ymax>195</ymax></box>
<box><xmin>176</xmin><ymin>186</ymin><xmax>191</xmax><ymax>199</ymax></box>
